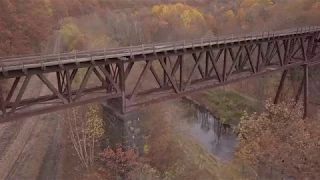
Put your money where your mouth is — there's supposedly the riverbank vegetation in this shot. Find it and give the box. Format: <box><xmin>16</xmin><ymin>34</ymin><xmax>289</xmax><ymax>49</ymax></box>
<box><xmin>191</xmin><ymin>90</ymin><xmax>257</xmax><ymax>125</ymax></box>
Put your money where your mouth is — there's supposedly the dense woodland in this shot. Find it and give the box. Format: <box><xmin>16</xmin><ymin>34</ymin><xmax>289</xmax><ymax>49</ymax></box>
<box><xmin>1</xmin><ymin>0</ymin><xmax>320</xmax><ymax>55</ymax></box>
<box><xmin>1</xmin><ymin>0</ymin><xmax>320</xmax><ymax>179</ymax></box>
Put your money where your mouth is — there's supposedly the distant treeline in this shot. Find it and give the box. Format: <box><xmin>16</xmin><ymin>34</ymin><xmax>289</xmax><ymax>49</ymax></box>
<box><xmin>1</xmin><ymin>0</ymin><xmax>319</xmax><ymax>55</ymax></box>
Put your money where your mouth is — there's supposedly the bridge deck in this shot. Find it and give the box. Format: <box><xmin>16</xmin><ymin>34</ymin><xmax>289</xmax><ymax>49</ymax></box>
<box><xmin>1</xmin><ymin>27</ymin><xmax>319</xmax><ymax>78</ymax></box>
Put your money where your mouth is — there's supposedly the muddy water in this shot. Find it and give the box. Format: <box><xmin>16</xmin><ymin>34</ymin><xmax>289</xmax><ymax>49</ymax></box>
<box><xmin>182</xmin><ymin>101</ymin><xmax>237</xmax><ymax>161</ymax></box>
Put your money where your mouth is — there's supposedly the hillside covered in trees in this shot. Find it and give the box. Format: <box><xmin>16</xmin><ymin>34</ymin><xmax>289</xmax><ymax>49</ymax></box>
<box><xmin>1</xmin><ymin>0</ymin><xmax>320</xmax><ymax>55</ymax></box>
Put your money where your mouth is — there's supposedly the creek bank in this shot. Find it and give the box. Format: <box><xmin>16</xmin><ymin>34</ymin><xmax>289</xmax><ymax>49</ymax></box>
<box><xmin>182</xmin><ymin>98</ymin><xmax>237</xmax><ymax>162</ymax></box>
<box><xmin>181</xmin><ymin>90</ymin><xmax>258</xmax><ymax>161</ymax></box>
<box><xmin>187</xmin><ymin>90</ymin><xmax>257</xmax><ymax>126</ymax></box>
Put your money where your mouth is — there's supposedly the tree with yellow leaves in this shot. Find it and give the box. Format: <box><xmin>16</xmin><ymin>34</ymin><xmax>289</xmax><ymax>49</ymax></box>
<box><xmin>241</xmin><ymin>0</ymin><xmax>273</xmax><ymax>8</ymax></box>
<box><xmin>224</xmin><ymin>10</ymin><xmax>236</xmax><ymax>21</ymax></box>
<box><xmin>65</xmin><ymin>104</ymin><xmax>105</xmax><ymax>169</ymax></box>
<box><xmin>152</xmin><ymin>3</ymin><xmax>206</xmax><ymax>30</ymax></box>
<box><xmin>61</xmin><ymin>22</ymin><xmax>87</xmax><ymax>51</ymax></box>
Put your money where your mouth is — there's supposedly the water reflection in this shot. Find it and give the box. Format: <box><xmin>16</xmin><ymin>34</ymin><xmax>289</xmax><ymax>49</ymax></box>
<box><xmin>183</xmin><ymin>101</ymin><xmax>237</xmax><ymax>161</ymax></box>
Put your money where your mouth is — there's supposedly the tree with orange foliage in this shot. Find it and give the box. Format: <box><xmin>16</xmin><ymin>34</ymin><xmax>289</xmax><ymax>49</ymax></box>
<box><xmin>235</xmin><ymin>100</ymin><xmax>320</xmax><ymax>179</ymax></box>
<box><xmin>0</xmin><ymin>0</ymin><xmax>53</xmax><ymax>55</ymax></box>
<box><xmin>50</xmin><ymin>0</ymin><xmax>69</xmax><ymax>21</ymax></box>
<box><xmin>89</xmin><ymin>144</ymin><xmax>149</xmax><ymax>180</ymax></box>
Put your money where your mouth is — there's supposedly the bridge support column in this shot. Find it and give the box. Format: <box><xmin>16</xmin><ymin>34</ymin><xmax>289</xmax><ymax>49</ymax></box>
<box><xmin>101</xmin><ymin>102</ymin><xmax>143</xmax><ymax>155</ymax></box>
<box><xmin>0</xmin><ymin>84</ymin><xmax>5</xmax><ymax>117</ymax></box>
<box><xmin>274</xmin><ymin>67</ymin><xmax>309</xmax><ymax>118</ymax></box>
<box><xmin>274</xmin><ymin>70</ymin><xmax>288</xmax><ymax>104</ymax></box>
<box><xmin>119</xmin><ymin>61</ymin><xmax>127</xmax><ymax>114</ymax></box>
<box><xmin>303</xmin><ymin>65</ymin><xmax>309</xmax><ymax>118</ymax></box>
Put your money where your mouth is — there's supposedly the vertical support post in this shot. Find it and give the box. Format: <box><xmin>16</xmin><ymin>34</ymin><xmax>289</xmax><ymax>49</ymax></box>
<box><xmin>205</xmin><ymin>51</ymin><xmax>210</xmax><ymax>77</ymax></box>
<box><xmin>0</xmin><ymin>84</ymin><xmax>6</xmax><ymax>117</ymax></box>
<box><xmin>274</xmin><ymin>70</ymin><xmax>288</xmax><ymax>104</ymax></box>
<box><xmin>56</xmin><ymin>72</ymin><xmax>62</xmax><ymax>93</ymax></box>
<box><xmin>311</xmin><ymin>33</ymin><xmax>317</xmax><ymax>54</ymax></box>
<box><xmin>283</xmin><ymin>39</ymin><xmax>290</xmax><ymax>64</ymax></box>
<box><xmin>105</xmin><ymin>64</ymin><xmax>113</xmax><ymax>93</ymax></box>
<box><xmin>163</xmin><ymin>57</ymin><xmax>168</xmax><ymax>86</ymax></box>
<box><xmin>238</xmin><ymin>50</ymin><xmax>243</xmax><ymax>71</ymax></box>
<box><xmin>256</xmin><ymin>44</ymin><xmax>261</xmax><ymax>72</ymax></box>
<box><xmin>66</xmin><ymin>70</ymin><xmax>72</xmax><ymax>103</ymax></box>
<box><xmin>306</xmin><ymin>35</ymin><xmax>316</xmax><ymax>59</ymax></box>
<box><xmin>295</xmin><ymin>77</ymin><xmax>305</xmax><ymax>103</ymax></box>
<box><xmin>303</xmin><ymin>65</ymin><xmax>309</xmax><ymax>118</ymax></box>
<box><xmin>223</xmin><ymin>48</ymin><xmax>227</xmax><ymax>81</ymax></box>
<box><xmin>288</xmin><ymin>39</ymin><xmax>296</xmax><ymax>61</ymax></box>
<box><xmin>180</xmin><ymin>55</ymin><xmax>184</xmax><ymax>91</ymax></box>
<box><xmin>119</xmin><ymin>61</ymin><xmax>126</xmax><ymax>114</ymax></box>
<box><xmin>303</xmin><ymin>34</ymin><xmax>309</xmax><ymax>118</ymax></box>
<box><xmin>205</xmin><ymin>51</ymin><xmax>209</xmax><ymax>77</ymax></box>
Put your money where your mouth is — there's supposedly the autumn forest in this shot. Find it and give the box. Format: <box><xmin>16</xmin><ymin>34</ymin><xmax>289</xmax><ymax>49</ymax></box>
<box><xmin>1</xmin><ymin>0</ymin><xmax>320</xmax><ymax>55</ymax></box>
<box><xmin>0</xmin><ymin>0</ymin><xmax>320</xmax><ymax>180</ymax></box>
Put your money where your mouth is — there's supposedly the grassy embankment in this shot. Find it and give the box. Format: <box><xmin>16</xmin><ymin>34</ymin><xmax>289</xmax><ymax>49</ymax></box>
<box><xmin>192</xmin><ymin>89</ymin><xmax>258</xmax><ymax>126</ymax></box>
<box><xmin>197</xmin><ymin>74</ymin><xmax>291</xmax><ymax>125</ymax></box>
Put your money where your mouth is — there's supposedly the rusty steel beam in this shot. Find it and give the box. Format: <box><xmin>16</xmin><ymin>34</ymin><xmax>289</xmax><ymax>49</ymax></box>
<box><xmin>304</xmin><ymin>65</ymin><xmax>309</xmax><ymax>118</ymax></box>
<box><xmin>65</xmin><ymin>70</ymin><xmax>72</xmax><ymax>102</ymax></box>
<box><xmin>0</xmin><ymin>93</ymin><xmax>121</xmax><ymax>123</ymax></box>
<box><xmin>73</xmin><ymin>67</ymin><xmax>94</xmax><ymax>101</ymax></box>
<box><xmin>274</xmin><ymin>70</ymin><xmax>288</xmax><ymax>104</ymax></box>
<box><xmin>5</xmin><ymin>86</ymin><xmax>111</xmax><ymax>108</ymax></box>
<box><xmin>0</xmin><ymin>85</ymin><xmax>5</xmax><ymax>116</ymax></box>
<box><xmin>295</xmin><ymin>75</ymin><xmax>305</xmax><ymax>103</ymax></box>
<box><xmin>192</xmin><ymin>53</ymin><xmax>205</xmax><ymax>78</ymax></box>
<box><xmin>10</xmin><ymin>76</ymin><xmax>31</xmax><ymax>115</ymax></box>
<box><xmin>227</xmin><ymin>47</ymin><xmax>242</xmax><ymax>78</ymax></box>
<box><xmin>129</xmin><ymin>60</ymin><xmax>153</xmax><ymax>102</ymax></box>
<box><xmin>180</xmin><ymin>55</ymin><xmax>184</xmax><ymax>91</ymax></box>
<box><xmin>185</xmin><ymin>52</ymin><xmax>204</xmax><ymax>90</ymax></box>
<box><xmin>207</xmin><ymin>50</ymin><xmax>222</xmax><ymax>82</ymax></box>
<box><xmin>125</xmin><ymin>63</ymin><xmax>306</xmax><ymax>112</ymax></box>
<box><xmin>5</xmin><ymin>77</ymin><xmax>21</xmax><ymax>103</ymax></box>
<box><xmin>37</xmin><ymin>74</ymin><xmax>68</xmax><ymax>104</ymax></box>
<box><xmin>119</xmin><ymin>61</ymin><xmax>126</xmax><ymax>114</ymax></box>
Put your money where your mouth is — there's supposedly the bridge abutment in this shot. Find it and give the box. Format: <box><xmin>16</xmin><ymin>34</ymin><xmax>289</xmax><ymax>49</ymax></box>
<box><xmin>101</xmin><ymin>102</ymin><xmax>143</xmax><ymax>155</ymax></box>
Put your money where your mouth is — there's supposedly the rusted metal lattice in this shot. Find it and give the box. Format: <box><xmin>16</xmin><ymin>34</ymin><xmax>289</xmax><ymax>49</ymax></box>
<box><xmin>0</xmin><ymin>27</ymin><xmax>320</xmax><ymax>122</ymax></box>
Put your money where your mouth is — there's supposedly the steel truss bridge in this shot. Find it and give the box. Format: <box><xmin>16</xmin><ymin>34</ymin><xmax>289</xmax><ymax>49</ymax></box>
<box><xmin>1</xmin><ymin>27</ymin><xmax>320</xmax><ymax>122</ymax></box>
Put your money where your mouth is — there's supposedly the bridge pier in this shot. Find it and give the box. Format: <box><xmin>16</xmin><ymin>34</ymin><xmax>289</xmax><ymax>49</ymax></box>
<box><xmin>274</xmin><ymin>67</ymin><xmax>310</xmax><ymax>118</ymax></box>
<box><xmin>303</xmin><ymin>65</ymin><xmax>309</xmax><ymax>118</ymax></box>
<box><xmin>101</xmin><ymin>102</ymin><xmax>143</xmax><ymax>155</ymax></box>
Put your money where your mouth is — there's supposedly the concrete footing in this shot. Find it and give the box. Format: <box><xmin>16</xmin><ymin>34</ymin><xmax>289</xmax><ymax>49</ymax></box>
<box><xmin>101</xmin><ymin>102</ymin><xmax>143</xmax><ymax>155</ymax></box>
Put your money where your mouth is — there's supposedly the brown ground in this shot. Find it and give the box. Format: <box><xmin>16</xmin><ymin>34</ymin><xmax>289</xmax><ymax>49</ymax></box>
<box><xmin>0</xmin><ymin>74</ymin><xmax>65</xmax><ymax>180</ymax></box>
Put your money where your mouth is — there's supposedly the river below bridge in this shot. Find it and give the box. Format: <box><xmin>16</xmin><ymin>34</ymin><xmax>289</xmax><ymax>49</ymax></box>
<box><xmin>103</xmin><ymin>97</ymin><xmax>239</xmax><ymax>173</ymax></box>
<box><xmin>181</xmin><ymin>100</ymin><xmax>238</xmax><ymax>161</ymax></box>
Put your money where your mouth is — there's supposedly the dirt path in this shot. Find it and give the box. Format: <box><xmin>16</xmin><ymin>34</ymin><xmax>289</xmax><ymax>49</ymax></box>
<box><xmin>0</xmin><ymin>32</ymin><xmax>63</xmax><ymax>180</ymax></box>
<box><xmin>0</xmin><ymin>76</ymin><xmax>60</xmax><ymax>180</ymax></box>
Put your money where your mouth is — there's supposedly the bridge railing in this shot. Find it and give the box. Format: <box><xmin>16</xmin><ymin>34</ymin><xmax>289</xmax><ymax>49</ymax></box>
<box><xmin>1</xmin><ymin>26</ymin><xmax>319</xmax><ymax>63</ymax></box>
<box><xmin>0</xmin><ymin>26</ymin><xmax>319</xmax><ymax>71</ymax></box>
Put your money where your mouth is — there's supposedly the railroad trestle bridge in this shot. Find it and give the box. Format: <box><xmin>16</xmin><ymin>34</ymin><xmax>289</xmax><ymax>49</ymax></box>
<box><xmin>1</xmin><ymin>27</ymin><xmax>320</xmax><ymax>122</ymax></box>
